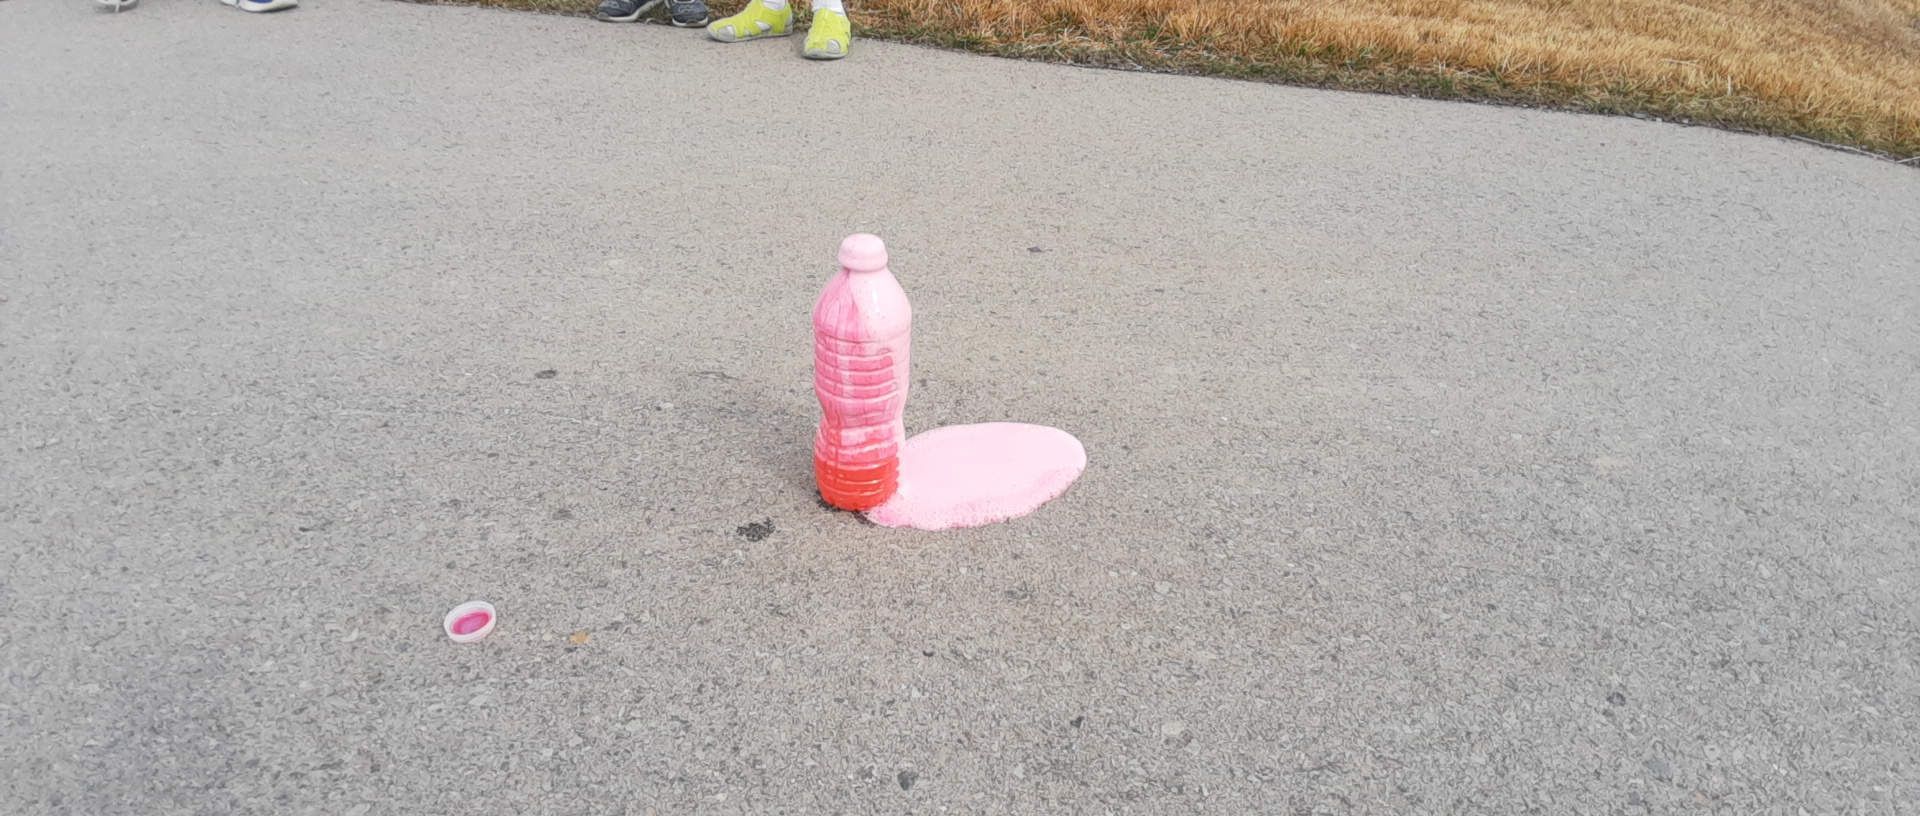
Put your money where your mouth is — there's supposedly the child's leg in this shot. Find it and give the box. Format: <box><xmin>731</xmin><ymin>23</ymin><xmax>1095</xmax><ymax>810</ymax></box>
<box><xmin>803</xmin><ymin>0</ymin><xmax>851</xmax><ymax>60</ymax></box>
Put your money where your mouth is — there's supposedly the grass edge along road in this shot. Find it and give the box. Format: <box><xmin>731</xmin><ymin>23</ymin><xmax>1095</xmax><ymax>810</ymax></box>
<box><xmin>429</xmin><ymin>0</ymin><xmax>1920</xmax><ymax>163</ymax></box>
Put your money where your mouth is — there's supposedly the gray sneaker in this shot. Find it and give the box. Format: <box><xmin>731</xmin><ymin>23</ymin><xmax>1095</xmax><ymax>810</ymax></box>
<box><xmin>596</xmin><ymin>0</ymin><xmax>660</xmax><ymax>22</ymax></box>
<box><xmin>663</xmin><ymin>0</ymin><xmax>709</xmax><ymax>26</ymax></box>
<box><xmin>595</xmin><ymin>0</ymin><xmax>706</xmax><ymax>25</ymax></box>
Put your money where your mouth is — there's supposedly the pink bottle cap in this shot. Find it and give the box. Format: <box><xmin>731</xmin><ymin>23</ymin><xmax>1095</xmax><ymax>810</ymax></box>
<box><xmin>443</xmin><ymin>601</ymin><xmax>497</xmax><ymax>644</ymax></box>
<box><xmin>839</xmin><ymin>233</ymin><xmax>888</xmax><ymax>273</ymax></box>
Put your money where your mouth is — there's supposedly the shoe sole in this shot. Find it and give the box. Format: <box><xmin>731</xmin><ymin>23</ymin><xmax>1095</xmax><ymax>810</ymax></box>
<box><xmin>708</xmin><ymin>25</ymin><xmax>792</xmax><ymax>42</ymax></box>
<box><xmin>221</xmin><ymin>0</ymin><xmax>297</xmax><ymax>10</ymax></box>
<box><xmin>595</xmin><ymin>0</ymin><xmax>661</xmax><ymax>22</ymax></box>
<box><xmin>669</xmin><ymin>16</ymin><xmax>709</xmax><ymax>27</ymax></box>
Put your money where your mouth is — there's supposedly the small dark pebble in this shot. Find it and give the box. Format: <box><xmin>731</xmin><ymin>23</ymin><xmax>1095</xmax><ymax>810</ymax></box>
<box><xmin>534</xmin><ymin>369</ymin><xmax>558</xmax><ymax>379</ymax></box>
<box><xmin>897</xmin><ymin>770</ymin><xmax>917</xmax><ymax>790</ymax></box>
<box><xmin>551</xmin><ymin>508</ymin><xmax>574</xmax><ymax>520</ymax></box>
<box><xmin>736</xmin><ymin>518</ymin><xmax>774</xmax><ymax>542</ymax></box>
<box><xmin>1608</xmin><ymin>691</ymin><xmax>1627</xmax><ymax>706</ymax></box>
<box><xmin>922</xmin><ymin>650</ymin><xmax>935</xmax><ymax>657</ymax></box>
<box><xmin>1643</xmin><ymin>758</ymin><xmax>1672</xmax><ymax>779</ymax></box>
<box><xmin>1071</xmin><ymin>716</ymin><xmax>1084</xmax><ymax>728</ymax></box>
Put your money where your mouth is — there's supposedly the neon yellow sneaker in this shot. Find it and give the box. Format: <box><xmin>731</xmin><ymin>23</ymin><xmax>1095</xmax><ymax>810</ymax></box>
<box><xmin>802</xmin><ymin>8</ymin><xmax>851</xmax><ymax>59</ymax></box>
<box><xmin>707</xmin><ymin>0</ymin><xmax>792</xmax><ymax>42</ymax></box>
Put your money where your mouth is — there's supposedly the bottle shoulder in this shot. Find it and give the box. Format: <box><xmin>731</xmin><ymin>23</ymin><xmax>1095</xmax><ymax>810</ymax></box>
<box><xmin>813</xmin><ymin>271</ymin><xmax>912</xmax><ymax>340</ymax></box>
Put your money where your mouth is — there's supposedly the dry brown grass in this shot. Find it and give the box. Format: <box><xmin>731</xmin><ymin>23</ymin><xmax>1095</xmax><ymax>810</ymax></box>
<box><xmin>853</xmin><ymin>0</ymin><xmax>1920</xmax><ymax>158</ymax></box>
<box><xmin>437</xmin><ymin>0</ymin><xmax>1920</xmax><ymax>158</ymax></box>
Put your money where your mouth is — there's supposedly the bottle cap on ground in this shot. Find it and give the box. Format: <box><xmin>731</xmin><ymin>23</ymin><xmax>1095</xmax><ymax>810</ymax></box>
<box><xmin>443</xmin><ymin>600</ymin><xmax>497</xmax><ymax>644</ymax></box>
<box><xmin>839</xmin><ymin>233</ymin><xmax>888</xmax><ymax>273</ymax></box>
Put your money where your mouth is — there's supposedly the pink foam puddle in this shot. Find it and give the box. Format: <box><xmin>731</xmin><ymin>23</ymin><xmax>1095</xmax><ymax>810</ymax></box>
<box><xmin>452</xmin><ymin>611</ymin><xmax>492</xmax><ymax>636</ymax></box>
<box><xmin>866</xmin><ymin>422</ymin><xmax>1086</xmax><ymax>531</ymax></box>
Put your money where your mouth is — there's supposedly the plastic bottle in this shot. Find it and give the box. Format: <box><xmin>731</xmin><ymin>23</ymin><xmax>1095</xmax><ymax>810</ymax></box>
<box><xmin>812</xmin><ymin>234</ymin><xmax>913</xmax><ymax>511</ymax></box>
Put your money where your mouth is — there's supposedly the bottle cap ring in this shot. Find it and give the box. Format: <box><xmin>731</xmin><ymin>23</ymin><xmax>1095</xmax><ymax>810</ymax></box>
<box><xmin>444</xmin><ymin>601</ymin><xmax>497</xmax><ymax>644</ymax></box>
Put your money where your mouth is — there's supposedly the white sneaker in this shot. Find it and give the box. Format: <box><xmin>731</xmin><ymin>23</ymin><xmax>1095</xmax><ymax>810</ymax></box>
<box><xmin>221</xmin><ymin>0</ymin><xmax>298</xmax><ymax>12</ymax></box>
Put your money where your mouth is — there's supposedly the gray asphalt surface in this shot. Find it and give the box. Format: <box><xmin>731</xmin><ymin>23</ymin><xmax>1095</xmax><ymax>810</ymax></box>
<box><xmin>4</xmin><ymin>0</ymin><xmax>1919</xmax><ymax>813</ymax></box>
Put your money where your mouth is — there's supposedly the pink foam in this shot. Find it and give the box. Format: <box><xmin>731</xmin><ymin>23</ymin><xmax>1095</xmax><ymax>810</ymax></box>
<box><xmin>865</xmin><ymin>423</ymin><xmax>1086</xmax><ymax>531</ymax></box>
<box><xmin>452</xmin><ymin>611</ymin><xmax>491</xmax><ymax>636</ymax></box>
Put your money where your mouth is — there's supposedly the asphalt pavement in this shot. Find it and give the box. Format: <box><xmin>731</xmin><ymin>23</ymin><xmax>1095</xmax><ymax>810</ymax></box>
<box><xmin>3</xmin><ymin>0</ymin><xmax>1918</xmax><ymax>812</ymax></box>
